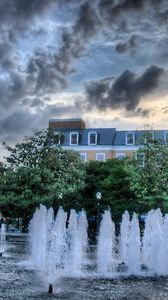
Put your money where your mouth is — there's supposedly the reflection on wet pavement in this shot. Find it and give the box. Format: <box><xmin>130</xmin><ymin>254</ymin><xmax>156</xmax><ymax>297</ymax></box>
<box><xmin>1</xmin><ymin>241</ymin><xmax>168</xmax><ymax>300</ymax></box>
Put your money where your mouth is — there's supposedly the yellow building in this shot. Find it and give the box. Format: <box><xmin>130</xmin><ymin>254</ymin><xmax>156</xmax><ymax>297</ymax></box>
<box><xmin>49</xmin><ymin>118</ymin><xmax>168</xmax><ymax>162</ymax></box>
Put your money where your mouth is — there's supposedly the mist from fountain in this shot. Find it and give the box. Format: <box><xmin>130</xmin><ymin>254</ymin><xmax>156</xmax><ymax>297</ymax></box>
<box><xmin>52</xmin><ymin>207</ymin><xmax>67</xmax><ymax>272</ymax></box>
<box><xmin>162</xmin><ymin>214</ymin><xmax>168</xmax><ymax>275</ymax></box>
<box><xmin>29</xmin><ymin>204</ymin><xmax>47</xmax><ymax>270</ymax></box>
<box><xmin>141</xmin><ymin>209</ymin><xmax>154</xmax><ymax>269</ymax></box>
<box><xmin>45</xmin><ymin>207</ymin><xmax>55</xmax><ymax>284</ymax></box>
<box><xmin>149</xmin><ymin>209</ymin><xmax>164</xmax><ymax>275</ymax></box>
<box><xmin>127</xmin><ymin>213</ymin><xmax>141</xmax><ymax>275</ymax></box>
<box><xmin>29</xmin><ymin>205</ymin><xmax>89</xmax><ymax>280</ymax></box>
<box><xmin>77</xmin><ymin>210</ymin><xmax>88</xmax><ymax>271</ymax></box>
<box><xmin>97</xmin><ymin>210</ymin><xmax>116</xmax><ymax>275</ymax></box>
<box><xmin>66</xmin><ymin>209</ymin><xmax>79</xmax><ymax>274</ymax></box>
<box><xmin>0</xmin><ymin>224</ymin><xmax>6</xmax><ymax>253</ymax></box>
<box><xmin>29</xmin><ymin>205</ymin><xmax>168</xmax><ymax>286</ymax></box>
<box><xmin>119</xmin><ymin>210</ymin><xmax>130</xmax><ymax>264</ymax></box>
<box><xmin>64</xmin><ymin>209</ymin><xmax>88</xmax><ymax>275</ymax></box>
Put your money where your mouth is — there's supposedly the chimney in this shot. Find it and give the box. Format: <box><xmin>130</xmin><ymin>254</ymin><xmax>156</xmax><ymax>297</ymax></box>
<box><xmin>49</xmin><ymin>118</ymin><xmax>85</xmax><ymax>130</ymax></box>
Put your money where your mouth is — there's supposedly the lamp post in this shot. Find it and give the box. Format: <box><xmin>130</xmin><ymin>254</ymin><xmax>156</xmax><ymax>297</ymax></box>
<box><xmin>53</xmin><ymin>193</ymin><xmax>63</xmax><ymax>216</ymax></box>
<box><xmin>58</xmin><ymin>193</ymin><xmax>63</xmax><ymax>201</ymax></box>
<box><xmin>96</xmin><ymin>191</ymin><xmax>102</xmax><ymax>233</ymax></box>
<box><xmin>57</xmin><ymin>192</ymin><xmax>63</xmax><ymax>212</ymax></box>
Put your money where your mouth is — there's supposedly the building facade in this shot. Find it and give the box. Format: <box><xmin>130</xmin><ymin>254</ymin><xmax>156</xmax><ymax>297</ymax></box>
<box><xmin>49</xmin><ymin>118</ymin><xmax>168</xmax><ymax>162</ymax></box>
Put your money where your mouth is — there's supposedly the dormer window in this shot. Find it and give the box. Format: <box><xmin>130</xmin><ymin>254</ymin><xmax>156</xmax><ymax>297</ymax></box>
<box><xmin>126</xmin><ymin>132</ymin><xmax>135</xmax><ymax>145</ymax></box>
<box><xmin>88</xmin><ymin>132</ymin><xmax>97</xmax><ymax>145</ymax></box>
<box><xmin>70</xmin><ymin>132</ymin><xmax>78</xmax><ymax>145</ymax></box>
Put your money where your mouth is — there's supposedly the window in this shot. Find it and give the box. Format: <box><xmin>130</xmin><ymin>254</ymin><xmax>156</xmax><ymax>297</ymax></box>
<box><xmin>96</xmin><ymin>153</ymin><xmax>105</xmax><ymax>161</ymax></box>
<box><xmin>165</xmin><ymin>131</ymin><xmax>168</xmax><ymax>143</ymax></box>
<box><xmin>126</xmin><ymin>132</ymin><xmax>135</xmax><ymax>145</ymax></box>
<box><xmin>88</xmin><ymin>132</ymin><xmax>97</xmax><ymax>145</ymax></box>
<box><xmin>70</xmin><ymin>132</ymin><xmax>78</xmax><ymax>145</ymax></box>
<box><xmin>80</xmin><ymin>153</ymin><xmax>87</xmax><ymax>162</ymax></box>
<box><xmin>136</xmin><ymin>153</ymin><xmax>145</xmax><ymax>167</ymax></box>
<box><xmin>116</xmin><ymin>153</ymin><xmax>125</xmax><ymax>160</ymax></box>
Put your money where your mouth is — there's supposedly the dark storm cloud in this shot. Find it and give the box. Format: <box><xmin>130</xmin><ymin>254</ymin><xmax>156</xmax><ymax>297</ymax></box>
<box><xmin>21</xmin><ymin>96</ymin><xmax>49</xmax><ymax>108</ymax></box>
<box><xmin>0</xmin><ymin>71</ymin><xmax>28</xmax><ymax>109</ymax></box>
<box><xmin>0</xmin><ymin>0</ymin><xmax>168</xmax><ymax>149</ymax></box>
<box><xmin>98</xmin><ymin>0</ymin><xmax>145</xmax><ymax>22</ymax></box>
<box><xmin>85</xmin><ymin>65</ymin><xmax>164</xmax><ymax>111</ymax></box>
<box><xmin>0</xmin><ymin>1</ymin><xmax>61</xmax><ymax>112</ymax></box>
<box><xmin>98</xmin><ymin>0</ymin><xmax>164</xmax><ymax>20</ymax></box>
<box><xmin>0</xmin><ymin>0</ymin><xmax>55</xmax><ymax>24</ymax></box>
<box><xmin>0</xmin><ymin>0</ymin><xmax>92</xmax><ymax>140</ymax></box>
<box><xmin>0</xmin><ymin>0</ymin><xmax>86</xmax><ymax>87</ymax></box>
<box><xmin>115</xmin><ymin>35</ymin><xmax>139</xmax><ymax>54</ymax></box>
<box><xmin>98</xmin><ymin>0</ymin><xmax>168</xmax><ymax>57</ymax></box>
<box><xmin>0</xmin><ymin>0</ymin><xmax>81</xmax><ymax>112</ymax></box>
<box><xmin>0</xmin><ymin>40</ymin><xmax>15</xmax><ymax>70</ymax></box>
<box><xmin>26</xmin><ymin>1</ymin><xmax>101</xmax><ymax>93</ymax></box>
<box><xmin>125</xmin><ymin>107</ymin><xmax>150</xmax><ymax>118</ymax></box>
<box><xmin>159</xmin><ymin>10</ymin><xmax>168</xmax><ymax>23</ymax></box>
<box><xmin>0</xmin><ymin>0</ymin><xmax>167</xmax><ymax>108</ymax></box>
<box><xmin>26</xmin><ymin>49</ymin><xmax>68</xmax><ymax>95</ymax></box>
<box><xmin>0</xmin><ymin>110</ymin><xmax>36</xmax><ymax>136</ymax></box>
<box><xmin>0</xmin><ymin>103</ymin><xmax>80</xmax><ymax>145</ymax></box>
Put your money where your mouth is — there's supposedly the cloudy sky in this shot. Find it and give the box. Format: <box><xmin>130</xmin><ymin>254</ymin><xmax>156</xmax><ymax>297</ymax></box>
<box><xmin>0</xmin><ymin>0</ymin><xmax>168</xmax><ymax>156</ymax></box>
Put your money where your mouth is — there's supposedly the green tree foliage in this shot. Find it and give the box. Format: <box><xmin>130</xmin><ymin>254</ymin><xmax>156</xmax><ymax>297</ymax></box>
<box><xmin>125</xmin><ymin>133</ymin><xmax>168</xmax><ymax>212</ymax></box>
<box><xmin>0</xmin><ymin>129</ymin><xmax>86</xmax><ymax>225</ymax></box>
<box><xmin>79</xmin><ymin>159</ymin><xmax>135</xmax><ymax>221</ymax></box>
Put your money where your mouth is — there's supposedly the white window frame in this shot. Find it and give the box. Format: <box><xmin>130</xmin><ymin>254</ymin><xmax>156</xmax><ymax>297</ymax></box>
<box><xmin>96</xmin><ymin>153</ymin><xmax>105</xmax><ymax>161</ymax></box>
<box><xmin>116</xmin><ymin>153</ymin><xmax>125</xmax><ymax>160</ymax></box>
<box><xmin>164</xmin><ymin>131</ymin><xmax>168</xmax><ymax>143</ymax></box>
<box><xmin>88</xmin><ymin>131</ymin><xmax>97</xmax><ymax>145</ymax></box>
<box><xmin>70</xmin><ymin>132</ymin><xmax>79</xmax><ymax>145</ymax></box>
<box><xmin>126</xmin><ymin>132</ymin><xmax>135</xmax><ymax>145</ymax></box>
<box><xmin>80</xmin><ymin>153</ymin><xmax>87</xmax><ymax>162</ymax></box>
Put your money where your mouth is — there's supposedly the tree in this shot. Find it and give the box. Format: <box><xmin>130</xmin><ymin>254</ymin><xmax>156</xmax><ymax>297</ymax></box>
<box><xmin>80</xmin><ymin>159</ymin><xmax>135</xmax><ymax>222</ymax></box>
<box><xmin>125</xmin><ymin>133</ymin><xmax>168</xmax><ymax>212</ymax></box>
<box><xmin>0</xmin><ymin>129</ymin><xmax>86</xmax><ymax>227</ymax></box>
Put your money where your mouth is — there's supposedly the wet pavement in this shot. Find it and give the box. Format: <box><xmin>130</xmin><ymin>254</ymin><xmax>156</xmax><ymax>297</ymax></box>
<box><xmin>1</xmin><ymin>241</ymin><xmax>168</xmax><ymax>299</ymax></box>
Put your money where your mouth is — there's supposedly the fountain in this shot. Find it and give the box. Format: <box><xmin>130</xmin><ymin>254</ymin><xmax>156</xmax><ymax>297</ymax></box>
<box><xmin>0</xmin><ymin>223</ymin><xmax>6</xmax><ymax>255</ymax></box>
<box><xmin>29</xmin><ymin>205</ymin><xmax>168</xmax><ymax>293</ymax></box>
<box><xmin>119</xmin><ymin>210</ymin><xmax>130</xmax><ymax>264</ymax></box>
<box><xmin>29</xmin><ymin>204</ymin><xmax>48</xmax><ymax>270</ymax></box>
<box><xmin>97</xmin><ymin>210</ymin><xmax>116</xmax><ymax>275</ymax></box>
<box><xmin>127</xmin><ymin>213</ymin><xmax>141</xmax><ymax>275</ymax></box>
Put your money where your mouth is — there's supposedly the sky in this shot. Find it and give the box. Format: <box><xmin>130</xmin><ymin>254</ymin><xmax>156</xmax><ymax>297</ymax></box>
<box><xmin>0</xmin><ymin>0</ymin><xmax>168</xmax><ymax>157</ymax></box>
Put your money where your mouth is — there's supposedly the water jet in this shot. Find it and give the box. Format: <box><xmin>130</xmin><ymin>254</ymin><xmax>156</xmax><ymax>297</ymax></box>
<box><xmin>29</xmin><ymin>205</ymin><xmax>168</xmax><ymax>290</ymax></box>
